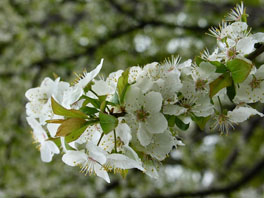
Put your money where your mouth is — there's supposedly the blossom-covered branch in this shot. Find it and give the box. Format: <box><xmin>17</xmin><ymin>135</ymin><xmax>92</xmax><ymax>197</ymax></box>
<box><xmin>25</xmin><ymin>3</ymin><xmax>264</xmax><ymax>183</ymax></box>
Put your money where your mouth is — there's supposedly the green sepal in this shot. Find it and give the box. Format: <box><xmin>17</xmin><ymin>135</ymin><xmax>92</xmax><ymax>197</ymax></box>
<box><xmin>165</xmin><ymin>115</ymin><xmax>189</xmax><ymax>131</ymax></box>
<box><xmin>226</xmin><ymin>58</ymin><xmax>252</xmax><ymax>83</ymax></box>
<box><xmin>99</xmin><ymin>112</ymin><xmax>118</xmax><ymax>134</ymax></box>
<box><xmin>209</xmin><ymin>73</ymin><xmax>232</xmax><ymax>98</ymax></box>
<box><xmin>226</xmin><ymin>80</ymin><xmax>236</xmax><ymax>102</ymax></box>
<box><xmin>174</xmin><ymin>116</ymin><xmax>190</xmax><ymax>131</ymax></box>
<box><xmin>209</xmin><ymin>61</ymin><xmax>227</xmax><ymax>73</ymax></box>
<box><xmin>191</xmin><ymin>115</ymin><xmax>210</xmax><ymax>130</ymax></box>
<box><xmin>83</xmin><ymin>81</ymin><xmax>94</xmax><ymax>93</ymax></box>
<box><xmin>48</xmin><ymin>137</ymin><xmax>61</xmax><ymax>148</ymax></box>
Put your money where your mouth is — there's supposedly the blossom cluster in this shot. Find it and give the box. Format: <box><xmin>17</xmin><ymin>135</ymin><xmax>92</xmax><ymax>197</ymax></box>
<box><xmin>25</xmin><ymin>3</ymin><xmax>264</xmax><ymax>182</ymax></box>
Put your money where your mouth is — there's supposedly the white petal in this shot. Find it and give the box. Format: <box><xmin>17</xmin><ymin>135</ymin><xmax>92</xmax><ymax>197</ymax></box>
<box><xmin>46</xmin><ymin>140</ymin><xmax>60</xmax><ymax>154</ymax></box>
<box><xmin>145</xmin><ymin>130</ymin><xmax>174</xmax><ymax>161</ymax></box>
<box><xmin>94</xmin><ymin>163</ymin><xmax>110</xmax><ymax>183</ymax></box>
<box><xmin>62</xmin><ymin>150</ymin><xmax>87</xmax><ymax>166</ymax></box>
<box><xmin>40</xmin><ymin>144</ymin><xmax>53</xmax><ymax>163</ymax></box>
<box><xmin>74</xmin><ymin>59</ymin><xmax>103</xmax><ymax>89</ymax></box>
<box><xmin>125</xmin><ymin>86</ymin><xmax>142</xmax><ymax>112</ymax></box>
<box><xmin>137</xmin><ymin>123</ymin><xmax>152</xmax><ymax>146</ymax></box>
<box><xmin>237</xmin><ymin>37</ymin><xmax>255</xmax><ymax>55</ymax></box>
<box><xmin>116</xmin><ymin>122</ymin><xmax>131</xmax><ymax>145</ymax></box>
<box><xmin>134</xmin><ymin>77</ymin><xmax>153</xmax><ymax>93</ymax></box>
<box><xmin>145</xmin><ymin>113</ymin><xmax>168</xmax><ymax>134</ymax></box>
<box><xmin>62</xmin><ymin>86</ymin><xmax>83</xmax><ymax>108</ymax></box>
<box><xmin>253</xmin><ymin>32</ymin><xmax>264</xmax><ymax>43</ymax></box>
<box><xmin>128</xmin><ymin>66</ymin><xmax>142</xmax><ymax>84</ymax></box>
<box><xmin>228</xmin><ymin>106</ymin><xmax>264</xmax><ymax>123</ymax></box>
<box><xmin>92</xmin><ymin>80</ymin><xmax>115</xmax><ymax>96</ymax></box>
<box><xmin>86</xmin><ymin>142</ymin><xmax>107</xmax><ymax>164</ymax></box>
<box><xmin>144</xmin><ymin>92</ymin><xmax>162</xmax><ymax>113</ymax></box>
<box><xmin>163</xmin><ymin>104</ymin><xmax>187</xmax><ymax>116</ymax></box>
<box><xmin>26</xmin><ymin>117</ymin><xmax>47</xmax><ymax>142</ymax></box>
<box><xmin>143</xmin><ymin>160</ymin><xmax>159</xmax><ymax>179</ymax></box>
<box><xmin>107</xmin><ymin>154</ymin><xmax>144</xmax><ymax>171</ymax></box>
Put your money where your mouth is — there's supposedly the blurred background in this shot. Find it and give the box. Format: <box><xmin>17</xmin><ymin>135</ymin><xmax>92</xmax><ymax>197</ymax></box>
<box><xmin>1</xmin><ymin>0</ymin><xmax>264</xmax><ymax>197</ymax></box>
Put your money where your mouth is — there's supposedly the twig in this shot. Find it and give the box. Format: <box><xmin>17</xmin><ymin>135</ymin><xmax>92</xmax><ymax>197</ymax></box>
<box><xmin>144</xmin><ymin>156</ymin><xmax>264</xmax><ymax>198</ymax></box>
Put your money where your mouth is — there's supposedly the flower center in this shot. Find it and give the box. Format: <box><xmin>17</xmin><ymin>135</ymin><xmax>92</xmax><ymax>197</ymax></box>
<box><xmin>227</xmin><ymin>47</ymin><xmax>236</xmax><ymax>59</ymax></box>
<box><xmin>136</xmin><ymin>107</ymin><xmax>149</xmax><ymax>122</ymax></box>
<box><xmin>196</xmin><ymin>79</ymin><xmax>207</xmax><ymax>91</ymax></box>
<box><xmin>249</xmin><ymin>76</ymin><xmax>262</xmax><ymax>90</ymax></box>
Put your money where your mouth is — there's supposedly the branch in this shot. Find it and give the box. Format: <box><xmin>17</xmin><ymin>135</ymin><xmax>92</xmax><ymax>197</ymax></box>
<box><xmin>29</xmin><ymin>21</ymin><xmax>207</xmax><ymax>69</ymax></box>
<box><xmin>246</xmin><ymin>44</ymin><xmax>264</xmax><ymax>60</ymax></box>
<box><xmin>144</xmin><ymin>157</ymin><xmax>264</xmax><ymax>198</ymax></box>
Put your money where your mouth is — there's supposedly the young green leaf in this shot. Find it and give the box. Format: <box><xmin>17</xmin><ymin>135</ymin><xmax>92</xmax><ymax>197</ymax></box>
<box><xmin>99</xmin><ymin>112</ymin><xmax>118</xmax><ymax>134</ymax></box>
<box><xmin>174</xmin><ymin>116</ymin><xmax>190</xmax><ymax>131</ymax></box>
<box><xmin>117</xmin><ymin>68</ymin><xmax>130</xmax><ymax>104</ymax></box>
<box><xmin>226</xmin><ymin>58</ymin><xmax>252</xmax><ymax>83</ymax></box>
<box><xmin>80</xmin><ymin>106</ymin><xmax>99</xmax><ymax>115</ymax></box>
<box><xmin>80</xmin><ymin>95</ymin><xmax>101</xmax><ymax>109</ymax></box>
<box><xmin>209</xmin><ymin>73</ymin><xmax>232</xmax><ymax>98</ymax></box>
<box><xmin>65</xmin><ymin>120</ymin><xmax>98</xmax><ymax>143</ymax></box>
<box><xmin>51</xmin><ymin>97</ymin><xmax>87</xmax><ymax>119</ymax></box>
<box><xmin>56</xmin><ymin>118</ymin><xmax>87</xmax><ymax>137</ymax></box>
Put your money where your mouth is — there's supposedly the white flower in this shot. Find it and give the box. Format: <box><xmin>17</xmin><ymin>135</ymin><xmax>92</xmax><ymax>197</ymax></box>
<box><xmin>143</xmin><ymin>130</ymin><xmax>174</xmax><ymax>161</ymax></box>
<box><xmin>62</xmin><ymin>142</ymin><xmax>110</xmax><ymax>183</ymax></box>
<box><xmin>62</xmin><ymin>59</ymin><xmax>104</xmax><ymax>108</ymax></box>
<box><xmin>74</xmin><ymin>59</ymin><xmax>104</xmax><ymax>90</ymax></box>
<box><xmin>211</xmin><ymin>106</ymin><xmax>263</xmax><ymax>134</ymax></box>
<box><xmin>25</xmin><ymin>77</ymin><xmax>69</xmax><ymax>124</ymax></box>
<box><xmin>125</xmin><ymin>86</ymin><xmax>168</xmax><ymax>146</ymax></box>
<box><xmin>26</xmin><ymin>117</ymin><xmax>60</xmax><ymax>162</ymax></box>
<box><xmin>234</xmin><ymin>65</ymin><xmax>264</xmax><ymax>104</ymax></box>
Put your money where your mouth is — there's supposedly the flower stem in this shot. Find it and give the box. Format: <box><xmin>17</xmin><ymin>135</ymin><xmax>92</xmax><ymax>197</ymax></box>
<box><xmin>97</xmin><ymin>133</ymin><xmax>104</xmax><ymax>146</ymax></box>
<box><xmin>217</xmin><ymin>96</ymin><xmax>223</xmax><ymax>113</ymax></box>
<box><xmin>114</xmin><ymin>129</ymin><xmax>117</xmax><ymax>153</ymax></box>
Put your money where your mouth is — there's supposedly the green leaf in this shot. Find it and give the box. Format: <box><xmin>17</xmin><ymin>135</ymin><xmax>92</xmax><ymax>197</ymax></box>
<box><xmin>99</xmin><ymin>112</ymin><xmax>118</xmax><ymax>134</ymax></box>
<box><xmin>117</xmin><ymin>68</ymin><xmax>130</xmax><ymax>104</ymax></box>
<box><xmin>209</xmin><ymin>73</ymin><xmax>232</xmax><ymax>98</ymax></box>
<box><xmin>226</xmin><ymin>58</ymin><xmax>252</xmax><ymax>83</ymax></box>
<box><xmin>80</xmin><ymin>106</ymin><xmax>99</xmax><ymax>115</ymax></box>
<box><xmin>209</xmin><ymin>61</ymin><xmax>227</xmax><ymax>73</ymax></box>
<box><xmin>165</xmin><ymin>115</ymin><xmax>175</xmax><ymax>127</ymax></box>
<box><xmin>65</xmin><ymin>120</ymin><xmax>98</xmax><ymax>143</ymax></box>
<box><xmin>51</xmin><ymin>97</ymin><xmax>87</xmax><ymax>119</ymax></box>
<box><xmin>56</xmin><ymin>118</ymin><xmax>87</xmax><ymax>137</ymax></box>
<box><xmin>174</xmin><ymin>116</ymin><xmax>190</xmax><ymax>131</ymax></box>
<box><xmin>227</xmin><ymin>81</ymin><xmax>236</xmax><ymax>102</ymax></box>
<box><xmin>191</xmin><ymin>115</ymin><xmax>210</xmax><ymax>130</ymax></box>
<box><xmin>80</xmin><ymin>95</ymin><xmax>101</xmax><ymax>109</ymax></box>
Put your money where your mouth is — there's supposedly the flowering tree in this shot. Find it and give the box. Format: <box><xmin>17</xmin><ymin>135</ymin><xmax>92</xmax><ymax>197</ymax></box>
<box><xmin>25</xmin><ymin>3</ymin><xmax>264</xmax><ymax>185</ymax></box>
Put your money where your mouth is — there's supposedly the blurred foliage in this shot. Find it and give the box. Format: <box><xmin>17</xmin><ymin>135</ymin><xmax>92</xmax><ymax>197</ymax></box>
<box><xmin>1</xmin><ymin>0</ymin><xmax>264</xmax><ymax>198</ymax></box>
